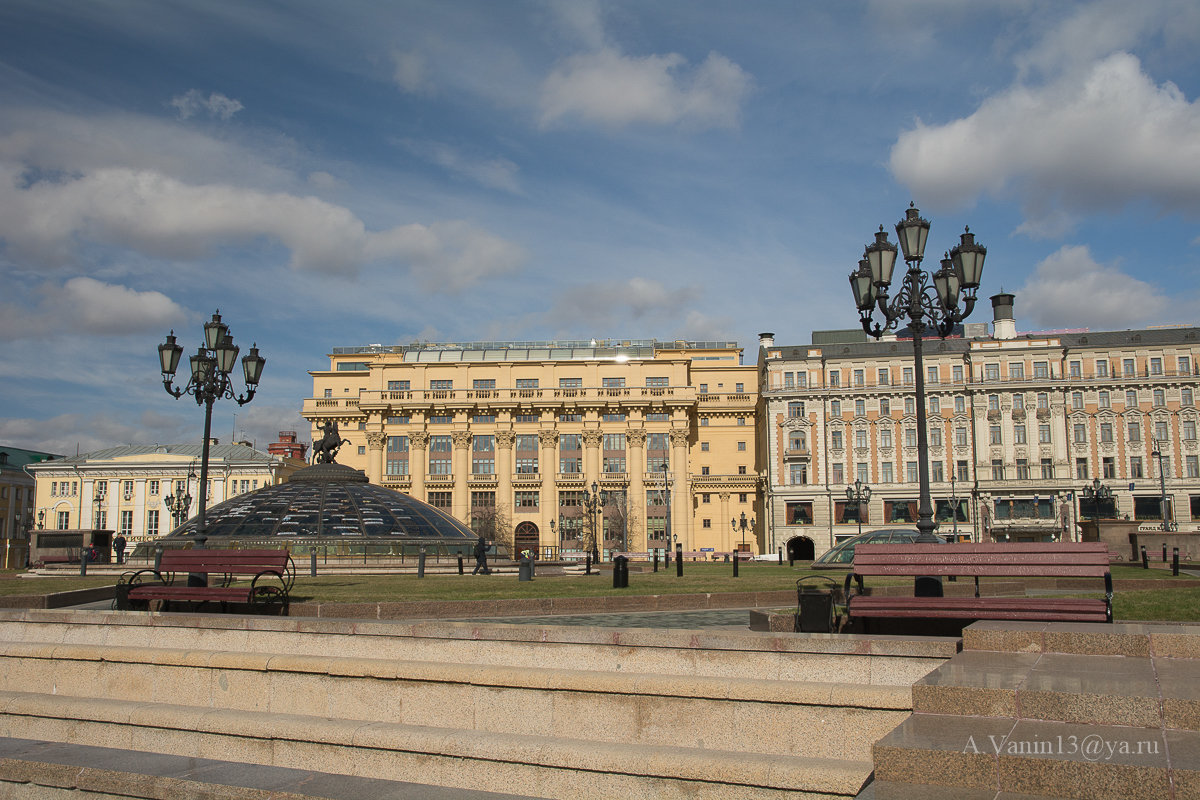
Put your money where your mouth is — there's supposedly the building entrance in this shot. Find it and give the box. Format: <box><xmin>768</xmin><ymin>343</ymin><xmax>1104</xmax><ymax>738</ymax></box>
<box><xmin>786</xmin><ymin>535</ymin><xmax>815</xmax><ymax>561</ymax></box>
<box><xmin>514</xmin><ymin>522</ymin><xmax>539</xmax><ymax>559</ymax></box>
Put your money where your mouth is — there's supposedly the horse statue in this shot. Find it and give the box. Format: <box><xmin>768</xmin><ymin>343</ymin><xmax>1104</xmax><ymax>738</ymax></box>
<box><xmin>312</xmin><ymin>419</ymin><xmax>345</xmax><ymax>464</ymax></box>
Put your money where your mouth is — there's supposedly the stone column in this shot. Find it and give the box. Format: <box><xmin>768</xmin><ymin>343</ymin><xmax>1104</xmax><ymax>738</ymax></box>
<box><xmin>365</xmin><ymin>432</ymin><xmax>386</xmax><ymax>485</ymax></box>
<box><xmin>583</xmin><ymin>428</ymin><xmax>603</xmax><ymax>488</ymax></box>
<box><xmin>669</xmin><ymin>428</ymin><xmax>690</xmax><ymax>550</ymax></box>
<box><xmin>718</xmin><ymin>490</ymin><xmax>732</xmax><ymax>553</ymax></box>
<box><xmin>626</xmin><ymin>429</ymin><xmax>647</xmax><ymax>551</ymax></box>
<box><xmin>496</xmin><ymin>430</ymin><xmax>515</xmax><ymax>518</ymax></box>
<box><xmin>538</xmin><ymin>429</ymin><xmax>559</xmax><ymax>543</ymax></box>
<box><xmin>451</xmin><ymin>431</ymin><xmax>472</xmax><ymax>523</ymax></box>
<box><xmin>409</xmin><ymin>431</ymin><xmax>429</xmax><ymax>500</ymax></box>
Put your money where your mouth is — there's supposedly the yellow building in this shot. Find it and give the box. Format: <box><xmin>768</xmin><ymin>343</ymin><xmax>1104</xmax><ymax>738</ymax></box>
<box><xmin>302</xmin><ymin>339</ymin><xmax>761</xmax><ymax>557</ymax></box>
<box><xmin>0</xmin><ymin>446</ymin><xmax>59</xmax><ymax>565</ymax></box>
<box><xmin>28</xmin><ymin>440</ymin><xmax>304</xmax><ymax>549</ymax></box>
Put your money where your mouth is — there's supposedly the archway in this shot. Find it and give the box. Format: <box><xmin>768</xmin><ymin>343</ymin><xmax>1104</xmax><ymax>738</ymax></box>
<box><xmin>514</xmin><ymin>522</ymin><xmax>540</xmax><ymax>558</ymax></box>
<box><xmin>786</xmin><ymin>535</ymin><xmax>815</xmax><ymax>561</ymax></box>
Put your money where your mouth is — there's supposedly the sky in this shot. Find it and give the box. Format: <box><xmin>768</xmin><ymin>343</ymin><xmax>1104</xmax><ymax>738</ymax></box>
<box><xmin>1</xmin><ymin>0</ymin><xmax>1199</xmax><ymax>456</ymax></box>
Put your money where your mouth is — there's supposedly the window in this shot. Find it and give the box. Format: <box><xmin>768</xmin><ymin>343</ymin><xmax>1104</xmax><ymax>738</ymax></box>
<box><xmin>989</xmin><ymin>425</ymin><xmax>1002</xmax><ymax>445</ymax></box>
<box><xmin>786</xmin><ymin>501</ymin><xmax>813</xmax><ymax>524</ymax></box>
<box><xmin>1100</xmin><ymin>423</ymin><xmax>1113</xmax><ymax>443</ymax></box>
<box><xmin>881</xmin><ymin>462</ymin><xmax>894</xmax><ymax>483</ymax></box>
<box><xmin>1130</xmin><ymin>457</ymin><xmax>1144</xmax><ymax>479</ymax></box>
<box><xmin>855</xmin><ymin>399</ymin><xmax>865</xmax><ymax>416</ymax></box>
<box><xmin>428</xmin><ymin>435</ymin><xmax>452</xmax><ymax>474</ymax></box>
<box><xmin>926</xmin><ymin>365</ymin><xmax>938</xmax><ymax>384</ymax></box>
<box><xmin>602</xmin><ymin>377</ymin><xmax>626</xmax><ymax>388</ymax></box>
<box><xmin>957</xmin><ymin>460</ymin><xmax>970</xmax><ymax>481</ymax></box>
<box><xmin>1037</xmin><ymin>393</ymin><xmax>1049</xmax><ymax>409</ymax></box>
<box><xmin>702</xmin><ymin>519</ymin><xmax>712</xmax><ymax>529</ymax></box>
<box><xmin>1150</xmin><ymin>357</ymin><xmax>1163</xmax><ymax>375</ymax></box>
<box><xmin>358</xmin><ymin>445</ymin><xmax>366</xmax><ymax>455</ymax></box>
<box><xmin>121</xmin><ymin>480</ymin><xmax>133</xmax><ymax>499</ymax></box>
<box><xmin>515</xmin><ymin>491</ymin><xmax>538</xmax><ymax>509</ymax></box>
<box><xmin>1033</xmin><ymin>362</ymin><xmax>1049</xmax><ymax>379</ymax></box>
<box><xmin>117</xmin><ymin>510</ymin><xmax>132</xmax><ymax>536</ymax></box>
<box><xmin>737</xmin><ymin>417</ymin><xmax>746</xmax><ymax>426</ymax></box>
<box><xmin>146</xmin><ymin>509</ymin><xmax>159</xmax><ymax>536</ymax></box>
<box><xmin>1076</xmin><ymin>458</ymin><xmax>1088</xmax><ymax>480</ymax></box>
<box><xmin>700</xmin><ymin>466</ymin><xmax>710</xmax><ymax>476</ymax></box>
<box><xmin>905</xmin><ymin>428</ymin><xmax>917</xmax><ymax>447</ymax></box>
<box><xmin>1013</xmin><ymin>394</ymin><xmax>1025</xmax><ymax>411</ymax></box>
<box><xmin>985</xmin><ymin>364</ymin><xmax>1000</xmax><ymax>381</ymax></box>
<box><xmin>1016</xmin><ymin>459</ymin><xmax>1030</xmax><ymax>480</ymax></box>
<box><xmin>699</xmin><ymin>383</ymin><xmax>708</xmax><ymax>393</ymax></box>
<box><xmin>955</xmin><ymin>427</ymin><xmax>968</xmax><ymax>447</ymax></box>
<box><xmin>1128</xmin><ymin>422</ymin><xmax>1141</xmax><ymax>442</ymax></box>
<box><xmin>929</xmin><ymin>427</ymin><xmax>942</xmax><ymax>447</ymax></box>
<box><xmin>855</xmin><ymin>429</ymin><xmax>868</xmax><ymax>449</ymax></box>
<box><xmin>1095</xmin><ymin>360</ymin><xmax>1108</xmax><ymax>377</ymax></box>
<box><xmin>1041</xmin><ymin>458</ymin><xmax>1054</xmax><ymax>479</ymax></box>
<box><xmin>1180</xmin><ymin>356</ymin><xmax>1192</xmax><ymax>375</ymax></box>
<box><xmin>954</xmin><ymin>396</ymin><xmax>965</xmax><ymax>414</ymax></box>
<box><xmin>1154</xmin><ymin>389</ymin><xmax>1166</xmax><ymax>407</ymax></box>
<box><xmin>906</xmin><ymin>461</ymin><xmax>918</xmax><ymax>482</ymax></box>
<box><xmin>903</xmin><ymin>367</ymin><xmax>914</xmax><ymax>385</ymax></box>
<box><xmin>1014</xmin><ymin>425</ymin><xmax>1027</xmax><ymax>444</ymax></box>
<box><xmin>472</xmin><ymin>379</ymin><xmax>496</xmax><ymax>390</ymax></box>
<box><xmin>1069</xmin><ymin>361</ymin><xmax>1081</xmax><ymax>379</ymax></box>
<box><xmin>1039</xmin><ymin>423</ymin><xmax>1052</xmax><ymax>444</ymax></box>
<box><xmin>789</xmin><ymin>463</ymin><xmax>808</xmax><ymax>484</ymax></box>
<box><xmin>702</xmin><ymin>492</ymin><xmax>711</xmax><ymax>503</ymax></box>
<box><xmin>737</xmin><ymin>441</ymin><xmax>746</xmax><ymax>451</ymax></box>
<box><xmin>788</xmin><ymin>401</ymin><xmax>805</xmax><ymax>418</ymax></box>
<box><xmin>473</xmin><ymin>414</ymin><xmax>495</xmax><ymax>424</ymax></box>
<box><xmin>700</xmin><ymin>441</ymin><xmax>709</xmax><ymax>452</ymax></box>
<box><xmin>700</xmin><ymin>418</ymin><xmax>708</xmax><ymax>426</ymax></box>
<box><xmin>387</xmin><ymin>380</ymin><xmax>410</xmax><ymax>391</ymax></box>
<box><xmin>386</xmin><ymin>436</ymin><xmax>410</xmax><ymax>475</ymax></box>
<box><xmin>735</xmin><ymin>382</ymin><xmax>744</xmax><ymax>393</ymax></box>
<box><xmin>931</xmin><ymin>461</ymin><xmax>944</xmax><ymax>482</ymax></box>
<box><xmin>387</xmin><ymin>415</ymin><xmax>410</xmax><ymax>424</ymax></box>
<box><xmin>559</xmin><ymin>434</ymin><xmax>583</xmax><ymax>474</ymax></box>
<box><xmin>148</xmin><ymin>480</ymin><xmax>159</xmax><ymax>496</ymax></box>
<box><xmin>1156</xmin><ymin>420</ymin><xmax>1169</xmax><ymax>442</ymax></box>
<box><xmin>1185</xmin><ymin>420</ymin><xmax>1197</xmax><ymax>440</ymax></box>
<box><xmin>559</xmin><ymin>413</ymin><xmax>582</xmax><ymax>422</ymax></box>
<box><xmin>1010</xmin><ymin>362</ymin><xmax>1025</xmax><ymax>380</ymax></box>
<box><xmin>856</xmin><ymin>462</ymin><xmax>869</xmax><ymax>482</ymax></box>
<box><xmin>880</xmin><ymin>398</ymin><xmax>891</xmax><ymax>415</ymax></box>
<box><xmin>428</xmin><ymin>491</ymin><xmax>451</xmax><ymax>509</ymax></box>
<box><xmin>832</xmin><ymin>463</ymin><xmax>844</xmax><ymax>484</ymax></box>
<box><xmin>830</xmin><ymin>400</ymin><xmax>841</xmax><ymax>417</ymax></box>
<box><xmin>905</xmin><ymin>397</ymin><xmax>915</xmax><ymax>415</ymax></box>
<box><xmin>512</xmin><ymin>378</ymin><xmax>538</xmax><ymax>389</ymax></box>
<box><xmin>1103</xmin><ymin>457</ymin><xmax>1116</xmax><ymax>479</ymax></box>
<box><xmin>828</xmin><ymin>371</ymin><xmax>840</xmax><ymax>387</ymax></box>
<box><xmin>1071</xmin><ymin>392</ymin><xmax>1083</xmax><ymax>410</ymax></box>
<box><xmin>1099</xmin><ymin>390</ymin><xmax>1110</xmax><ymax>408</ymax></box>
<box><xmin>1123</xmin><ymin>358</ymin><xmax>1136</xmax><ymax>377</ymax></box>
<box><xmin>323</xmin><ymin>388</ymin><xmax>332</xmax><ymax>398</ymax></box>
<box><xmin>929</xmin><ymin>397</ymin><xmax>940</xmax><ymax>414</ymax></box>
<box><xmin>1188</xmin><ymin>456</ymin><xmax>1199</xmax><ymax>478</ymax></box>
<box><xmin>1074</xmin><ymin>423</ymin><xmax>1087</xmax><ymax>443</ymax></box>
<box><xmin>878</xmin><ymin>368</ymin><xmax>890</xmax><ymax>385</ymax></box>
<box><xmin>646</xmin><ymin>412</ymin><xmax>668</xmax><ymax>422</ymax></box>
<box><xmin>991</xmin><ymin>459</ymin><xmax>1004</xmax><ymax>481</ymax></box>
<box><xmin>430</xmin><ymin>379</ymin><xmax>453</xmax><ymax>391</ymax></box>
<box><xmin>471</xmin><ymin>435</ymin><xmax>495</xmax><ymax>474</ymax></box>
<box><xmin>602</xmin><ymin>413</ymin><xmax>626</xmax><ymax>422</ymax></box>
<box><xmin>646</xmin><ymin>376</ymin><xmax>668</xmax><ymax>387</ymax></box>
<box><xmin>853</xmin><ymin>369</ymin><xmax>864</xmax><ymax>387</ymax></box>
<box><xmin>880</xmin><ymin>429</ymin><xmax>892</xmax><ymax>448</ymax></box>
<box><xmin>831</xmin><ymin>430</ymin><xmax>844</xmax><ymax>449</ymax></box>
<box><xmin>429</xmin><ymin>414</ymin><xmax>453</xmax><ymax>424</ymax></box>
<box><xmin>1184</xmin><ymin>388</ymin><xmax>1195</xmax><ymax>407</ymax></box>
<box><xmin>988</xmin><ymin>394</ymin><xmax>1000</xmax><ymax>411</ymax></box>
<box><xmin>515</xmin><ymin>434</ymin><xmax>539</xmax><ymax>474</ymax></box>
<box><xmin>57</xmin><ymin>511</ymin><xmax>69</xmax><ymax>530</ymax></box>
<box><xmin>952</xmin><ymin>365</ymin><xmax>964</xmax><ymax>383</ymax></box>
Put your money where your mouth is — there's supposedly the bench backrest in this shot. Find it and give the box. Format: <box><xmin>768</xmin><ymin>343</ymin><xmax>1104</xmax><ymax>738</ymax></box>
<box><xmin>851</xmin><ymin>542</ymin><xmax>1111</xmax><ymax>578</ymax></box>
<box><xmin>158</xmin><ymin>548</ymin><xmax>290</xmax><ymax>576</ymax></box>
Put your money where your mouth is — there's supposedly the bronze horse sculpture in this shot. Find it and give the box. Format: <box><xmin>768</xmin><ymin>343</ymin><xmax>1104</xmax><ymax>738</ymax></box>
<box><xmin>312</xmin><ymin>419</ymin><xmax>345</xmax><ymax>464</ymax></box>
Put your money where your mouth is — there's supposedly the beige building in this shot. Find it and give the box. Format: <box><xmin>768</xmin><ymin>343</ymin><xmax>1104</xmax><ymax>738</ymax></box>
<box><xmin>302</xmin><ymin>339</ymin><xmax>761</xmax><ymax>557</ymax></box>
<box><xmin>28</xmin><ymin>440</ymin><xmax>304</xmax><ymax>547</ymax></box>
<box><xmin>760</xmin><ymin>294</ymin><xmax>1200</xmax><ymax>559</ymax></box>
<box><xmin>0</xmin><ymin>446</ymin><xmax>58</xmax><ymax>544</ymax></box>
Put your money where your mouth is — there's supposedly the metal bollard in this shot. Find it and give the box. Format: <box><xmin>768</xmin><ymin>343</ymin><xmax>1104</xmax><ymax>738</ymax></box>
<box><xmin>585</xmin><ymin>553</ymin><xmax>592</xmax><ymax>575</ymax></box>
<box><xmin>1141</xmin><ymin>545</ymin><xmax>1149</xmax><ymax>569</ymax></box>
<box><xmin>154</xmin><ymin>545</ymin><xmax>164</xmax><ymax>572</ymax></box>
<box><xmin>418</xmin><ymin>548</ymin><xmax>426</xmax><ymax>578</ymax></box>
<box><xmin>664</xmin><ymin>547</ymin><xmax>670</xmax><ymax>567</ymax></box>
<box><xmin>613</xmin><ymin>555</ymin><xmax>629</xmax><ymax>589</ymax></box>
<box><xmin>310</xmin><ymin>549</ymin><xmax>317</xmax><ymax>577</ymax></box>
<box><xmin>675</xmin><ymin>543</ymin><xmax>683</xmax><ymax>577</ymax></box>
<box><xmin>1173</xmin><ymin>547</ymin><xmax>1180</xmax><ymax>577</ymax></box>
<box><xmin>1164</xmin><ymin>544</ymin><xmax>1169</xmax><ymax>562</ymax></box>
<box><xmin>777</xmin><ymin>548</ymin><xmax>783</xmax><ymax>565</ymax></box>
<box><xmin>732</xmin><ymin>553</ymin><xmax>739</xmax><ymax>578</ymax></box>
<box><xmin>457</xmin><ymin>555</ymin><xmax>464</xmax><ymax>575</ymax></box>
<box><xmin>79</xmin><ymin>549</ymin><xmax>88</xmax><ymax>576</ymax></box>
<box><xmin>652</xmin><ymin>549</ymin><xmax>658</xmax><ymax>572</ymax></box>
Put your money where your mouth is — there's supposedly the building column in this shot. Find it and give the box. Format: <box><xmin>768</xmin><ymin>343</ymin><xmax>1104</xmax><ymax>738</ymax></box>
<box><xmin>409</xmin><ymin>432</ymin><xmax>429</xmax><ymax>500</ymax></box>
<box><xmin>496</xmin><ymin>431</ymin><xmax>515</xmax><ymax>518</ymax></box>
<box><xmin>719</xmin><ymin>490</ymin><xmax>732</xmax><ymax>552</ymax></box>
<box><xmin>451</xmin><ymin>431</ymin><xmax>472</xmax><ymax>523</ymax></box>
<box><xmin>365</xmin><ymin>432</ymin><xmax>386</xmax><ymax>485</ymax></box>
<box><xmin>626</xmin><ymin>429</ymin><xmax>646</xmax><ymax>551</ymax></box>
<box><xmin>669</xmin><ymin>428</ymin><xmax>690</xmax><ymax>550</ymax></box>
<box><xmin>538</xmin><ymin>430</ymin><xmax>559</xmax><ymax>545</ymax></box>
<box><xmin>583</xmin><ymin>428</ymin><xmax>603</xmax><ymax>488</ymax></box>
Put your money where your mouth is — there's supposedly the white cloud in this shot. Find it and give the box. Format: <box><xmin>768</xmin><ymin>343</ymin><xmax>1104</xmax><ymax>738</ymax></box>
<box><xmin>399</xmin><ymin>139</ymin><xmax>521</xmax><ymax>193</ymax></box>
<box><xmin>1016</xmin><ymin>245</ymin><xmax>1169</xmax><ymax>329</ymax></box>
<box><xmin>544</xmin><ymin>277</ymin><xmax>702</xmax><ymax>329</ymax></box>
<box><xmin>0</xmin><ymin>278</ymin><xmax>186</xmax><ymax>341</ymax></box>
<box><xmin>0</xmin><ymin>165</ymin><xmax>526</xmax><ymax>285</ymax></box>
<box><xmin>546</xmin><ymin>0</ymin><xmax>607</xmax><ymax>50</ymax></box>
<box><xmin>539</xmin><ymin>48</ymin><xmax>752</xmax><ymax>129</ymax></box>
<box><xmin>391</xmin><ymin>50</ymin><xmax>432</xmax><ymax>94</ymax></box>
<box><xmin>890</xmin><ymin>53</ymin><xmax>1200</xmax><ymax>231</ymax></box>
<box><xmin>170</xmin><ymin>90</ymin><xmax>244</xmax><ymax>120</ymax></box>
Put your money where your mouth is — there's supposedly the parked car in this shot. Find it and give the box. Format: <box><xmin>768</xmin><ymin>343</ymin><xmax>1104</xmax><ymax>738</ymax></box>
<box><xmin>811</xmin><ymin>527</ymin><xmax>927</xmax><ymax>568</ymax></box>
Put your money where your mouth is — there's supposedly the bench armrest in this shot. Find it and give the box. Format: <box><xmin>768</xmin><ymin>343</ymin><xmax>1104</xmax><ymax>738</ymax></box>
<box><xmin>844</xmin><ymin>572</ymin><xmax>864</xmax><ymax>599</ymax></box>
<box><xmin>117</xmin><ymin>568</ymin><xmax>167</xmax><ymax>587</ymax></box>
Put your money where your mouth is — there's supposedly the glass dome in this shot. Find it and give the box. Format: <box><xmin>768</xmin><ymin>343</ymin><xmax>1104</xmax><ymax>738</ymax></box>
<box><xmin>167</xmin><ymin>463</ymin><xmax>476</xmax><ymax>547</ymax></box>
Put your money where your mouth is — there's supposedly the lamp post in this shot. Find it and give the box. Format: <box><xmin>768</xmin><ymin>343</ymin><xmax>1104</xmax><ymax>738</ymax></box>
<box><xmin>163</xmin><ymin>469</ymin><xmax>194</xmax><ymax>529</ymax></box>
<box><xmin>1151</xmin><ymin>440</ymin><xmax>1175</xmax><ymax>531</ymax></box>
<box><xmin>158</xmin><ymin>311</ymin><xmax>265</xmax><ymax>546</ymax></box>
<box><xmin>845</xmin><ymin>478</ymin><xmax>871</xmax><ymax>539</ymax></box>
<box><xmin>582</xmin><ymin>481</ymin><xmax>602</xmax><ymax>562</ymax></box>
<box><xmin>549</xmin><ymin>514</ymin><xmax>565</xmax><ymax>560</ymax></box>
<box><xmin>37</xmin><ymin>510</ymin><xmax>44</xmax><ymax>530</ymax></box>
<box><xmin>1081</xmin><ymin>477</ymin><xmax>1112</xmax><ymax>528</ymax></box>
<box><xmin>731</xmin><ymin>511</ymin><xmax>756</xmax><ymax>553</ymax></box>
<box><xmin>949</xmin><ymin>473</ymin><xmax>959</xmax><ymax>541</ymax></box>
<box><xmin>93</xmin><ymin>486</ymin><xmax>104</xmax><ymax>529</ymax></box>
<box><xmin>659</xmin><ymin>462</ymin><xmax>671</xmax><ymax>558</ymax></box>
<box><xmin>850</xmin><ymin>203</ymin><xmax>986</xmax><ymax>543</ymax></box>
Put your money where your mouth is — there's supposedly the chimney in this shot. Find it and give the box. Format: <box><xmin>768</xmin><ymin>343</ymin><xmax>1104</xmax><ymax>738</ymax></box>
<box><xmin>991</xmin><ymin>293</ymin><xmax>1016</xmax><ymax>340</ymax></box>
<box><xmin>758</xmin><ymin>332</ymin><xmax>775</xmax><ymax>349</ymax></box>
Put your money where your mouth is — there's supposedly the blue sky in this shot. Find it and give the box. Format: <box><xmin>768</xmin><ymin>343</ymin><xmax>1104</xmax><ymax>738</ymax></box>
<box><xmin>1</xmin><ymin>0</ymin><xmax>1198</xmax><ymax>455</ymax></box>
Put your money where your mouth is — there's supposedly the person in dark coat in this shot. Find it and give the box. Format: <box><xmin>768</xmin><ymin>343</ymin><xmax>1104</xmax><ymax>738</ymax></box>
<box><xmin>472</xmin><ymin>536</ymin><xmax>491</xmax><ymax>575</ymax></box>
<box><xmin>112</xmin><ymin>534</ymin><xmax>127</xmax><ymax>564</ymax></box>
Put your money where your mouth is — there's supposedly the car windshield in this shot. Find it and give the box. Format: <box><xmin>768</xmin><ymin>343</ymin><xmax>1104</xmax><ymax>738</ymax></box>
<box><xmin>813</xmin><ymin>528</ymin><xmax>921</xmax><ymax>567</ymax></box>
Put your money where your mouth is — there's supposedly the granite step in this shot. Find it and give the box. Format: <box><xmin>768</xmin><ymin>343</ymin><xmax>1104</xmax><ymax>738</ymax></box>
<box><xmin>870</xmin><ymin>712</ymin><xmax>1200</xmax><ymax>800</ymax></box>
<box><xmin>962</xmin><ymin>620</ymin><xmax>1200</xmax><ymax>658</ymax></box>
<box><xmin>0</xmin><ymin>691</ymin><xmax>874</xmax><ymax>799</ymax></box>
<box><xmin>853</xmin><ymin>778</ymin><xmax>1076</xmax><ymax>799</ymax></box>
<box><xmin>0</xmin><ymin>736</ymin><xmax>539</xmax><ymax>800</ymax></box>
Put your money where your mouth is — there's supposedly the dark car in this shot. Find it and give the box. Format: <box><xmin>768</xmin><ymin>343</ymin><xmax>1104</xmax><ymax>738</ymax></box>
<box><xmin>811</xmin><ymin>527</ymin><xmax>925</xmax><ymax>568</ymax></box>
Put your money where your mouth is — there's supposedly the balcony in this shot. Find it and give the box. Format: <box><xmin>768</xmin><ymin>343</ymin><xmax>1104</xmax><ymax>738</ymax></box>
<box><xmin>783</xmin><ymin>446</ymin><xmax>809</xmax><ymax>459</ymax></box>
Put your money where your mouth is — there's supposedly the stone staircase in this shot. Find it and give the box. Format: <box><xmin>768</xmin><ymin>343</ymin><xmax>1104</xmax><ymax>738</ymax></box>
<box><xmin>860</xmin><ymin>620</ymin><xmax>1200</xmax><ymax>800</ymax></box>
<box><xmin>0</xmin><ymin>609</ymin><xmax>955</xmax><ymax>799</ymax></box>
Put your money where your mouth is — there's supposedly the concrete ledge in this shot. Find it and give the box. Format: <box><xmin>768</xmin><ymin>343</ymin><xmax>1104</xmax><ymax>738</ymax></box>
<box><xmin>0</xmin><ymin>586</ymin><xmax>116</xmax><ymax>610</ymax></box>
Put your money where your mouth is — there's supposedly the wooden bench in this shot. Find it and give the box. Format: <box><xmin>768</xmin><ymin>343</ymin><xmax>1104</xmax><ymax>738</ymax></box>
<box><xmin>844</xmin><ymin>542</ymin><xmax>1113</xmax><ymax>625</ymax></box>
<box><xmin>115</xmin><ymin>549</ymin><xmax>294</xmax><ymax>614</ymax></box>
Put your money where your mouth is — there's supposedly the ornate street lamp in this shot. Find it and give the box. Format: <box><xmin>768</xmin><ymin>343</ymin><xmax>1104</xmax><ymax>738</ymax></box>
<box><xmin>1081</xmin><ymin>477</ymin><xmax>1112</xmax><ymax>527</ymax></box>
<box><xmin>949</xmin><ymin>472</ymin><xmax>960</xmax><ymax>542</ymax></box>
<box><xmin>659</xmin><ymin>462</ymin><xmax>671</xmax><ymax>554</ymax></box>
<box><xmin>850</xmin><ymin>203</ymin><xmax>986</xmax><ymax>542</ymax></box>
<box><xmin>158</xmin><ymin>311</ymin><xmax>265</xmax><ymax>546</ymax></box>
<box><xmin>163</xmin><ymin>468</ymin><xmax>195</xmax><ymax>529</ymax></box>
<box><xmin>845</xmin><ymin>478</ymin><xmax>871</xmax><ymax>539</ymax></box>
<box><xmin>93</xmin><ymin>486</ymin><xmax>105</xmax><ymax>529</ymax></box>
<box><xmin>582</xmin><ymin>481</ymin><xmax>603</xmax><ymax>562</ymax></box>
<box><xmin>731</xmin><ymin>511</ymin><xmax>756</xmax><ymax>553</ymax></box>
<box><xmin>1151</xmin><ymin>440</ymin><xmax>1175</xmax><ymax>531</ymax></box>
<box><xmin>37</xmin><ymin>510</ymin><xmax>45</xmax><ymax>530</ymax></box>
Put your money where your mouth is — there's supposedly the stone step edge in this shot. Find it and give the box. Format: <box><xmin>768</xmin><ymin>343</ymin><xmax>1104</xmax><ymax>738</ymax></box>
<box><xmin>0</xmin><ymin>736</ymin><xmax>537</xmax><ymax>800</ymax></box>
<box><xmin>0</xmin><ymin>690</ymin><xmax>872</xmax><ymax>795</ymax></box>
<box><xmin>0</xmin><ymin>640</ymin><xmax>912</xmax><ymax>711</ymax></box>
<box><xmin>962</xmin><ymin>621</ymin><xmax>1200</xmax><ymax>659</ymax></box>
<box><xmin>0</xmin><ymin>609</ymin><xmax>961</xmax><ymax>659</ymax></box>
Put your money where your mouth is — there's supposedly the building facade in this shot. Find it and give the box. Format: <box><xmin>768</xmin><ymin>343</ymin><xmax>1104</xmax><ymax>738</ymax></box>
<box><xmin>28</xmin><ymin>439</ymin><xmax>304</xmax><ymax>546</ymax></box>
<box><xmin>302</xmin><ymin>339</ymin><xmax>761</xmax><ymax>557</ymax></box>
<box><xmin>0</xmin><ymin>446</ymin><xmax>59</xmax><ymax>541</ymax></box>
<box><xmin>760</xmin><ymin>295</ymin><xmax>1200</xmax><ymax>558</ymax></box>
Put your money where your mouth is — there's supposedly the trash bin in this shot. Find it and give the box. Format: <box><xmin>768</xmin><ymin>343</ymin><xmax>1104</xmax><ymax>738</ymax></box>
<box><xmin>795</xmin><ymin>575</ymin><xmax>842</xmax><ymax>633</ymax></box>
